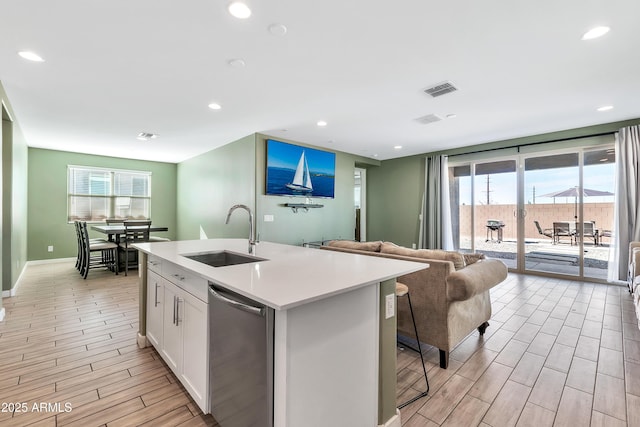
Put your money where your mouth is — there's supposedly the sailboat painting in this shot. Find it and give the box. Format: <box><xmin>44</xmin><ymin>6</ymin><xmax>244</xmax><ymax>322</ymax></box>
<box><xmin>285</xmin><ymin>151</ymin><xmax>313</xmax><ymax>193</ymax></box>
<box><xmin>266</xmin><ymin>139</ymin><xmax>336</xmax><ymax>198</ymax></box>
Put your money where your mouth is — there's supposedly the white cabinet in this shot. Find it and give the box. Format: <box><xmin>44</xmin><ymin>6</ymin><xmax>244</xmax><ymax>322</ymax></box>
<box><xmin>145</xmin><ymin>262</ymin><xmax>209</xmax><ymax>413</ymax></box>
<box><xmin>161</xmin><ymin>280</ymin><xmax>183</xmax><ymax>373</ymax></box>
<box><xmin>179</xmin><ymin>287</ymin><xmax>208</xmax><ymax>405</ymax></box>
<box><xmin>146</xmin><ymin>270</ymin><xmax>164</xmax><ymax>349</ymax></box>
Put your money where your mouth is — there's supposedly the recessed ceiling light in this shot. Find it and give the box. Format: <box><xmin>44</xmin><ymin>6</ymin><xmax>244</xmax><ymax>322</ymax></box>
<box><xmin>18</xmin><ymin>51</ymin><xmax>44</xmax><ymax>62</ymax></box>
<box><xmin>394</xmin><ymin>145</ymin><xmax>402</xmax><ymax>150</ymax></box>
<box><xmin>228</xmin><ymin>58</ymin><xmax>246</xmax><ymax>68</ymax></box>
<box><xmin>373</xmin><ymin>154</ymin><xmax>379</xmax><ymax>157</ymax></box>
<box><xmin>446</xmin><ymin>113</ymin><xmax>457</xmax><ymax>119</ymax></box>
<box><xmin>208</xmin><ymin>103</ymin><xmax>222</xmax><ymax>110</ymax></box>
<box><xmin>582</xmin><ymin>26</ymin><xmax>610</xmax><ymax>40</ymax></box>
<box><xmin>228</xmin><ymin>2</ymin><xmax>251</xmax><ymax>19</ymax></box>
<box><xmin>597</xmin><ymin>105</ymin><xmax>613</xmax><ymax>112</ymax></box>
<box><xmin>137</xmin><ymin>132</ymin><xmax>158</xmax><ymax>141</ymax></box>
<box><xmin>317</xmin><ymin>120</ymin><xmax>327</xmax><ymax>127</ymax></box>
<box><xmin>268</xmin><ymin>23</ymin><xmax>288</xmax><ymax>36</ymax></box>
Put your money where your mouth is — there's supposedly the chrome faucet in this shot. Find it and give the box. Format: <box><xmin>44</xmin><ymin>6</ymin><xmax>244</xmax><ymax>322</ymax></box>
<box><xmin>225</xmin><ymin>204</ymin><xmax>255</xmax><ymax>254</ymax></box>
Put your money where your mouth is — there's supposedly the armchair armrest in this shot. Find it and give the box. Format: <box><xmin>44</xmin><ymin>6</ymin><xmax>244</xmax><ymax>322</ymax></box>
<box><xmin>446</xmin><ymin>259</ymin><xmax>508</xmax><ymax>302</ymax></box>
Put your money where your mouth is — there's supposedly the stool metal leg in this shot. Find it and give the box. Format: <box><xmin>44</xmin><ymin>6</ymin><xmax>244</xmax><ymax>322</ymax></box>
<box><xmin>398</xmin><ymin>292</ymin><xmax>430</xmax><ymax>409</ymax></box>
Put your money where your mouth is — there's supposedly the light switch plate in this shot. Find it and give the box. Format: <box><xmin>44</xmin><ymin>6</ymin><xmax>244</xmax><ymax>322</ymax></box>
<box><xmin>385</xmin><ymin>294</ymin><xmax>395</xmax><ymax>319</ymax></box>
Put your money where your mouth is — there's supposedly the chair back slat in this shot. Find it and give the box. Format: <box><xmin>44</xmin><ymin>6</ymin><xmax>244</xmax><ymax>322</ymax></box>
<box><xmin>123</xmin><ymin>220</ymin><xmax>151</xmax><ymax>243</ymax></box>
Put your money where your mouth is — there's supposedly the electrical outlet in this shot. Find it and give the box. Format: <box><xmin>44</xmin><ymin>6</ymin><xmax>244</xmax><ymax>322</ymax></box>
<box><xmin>264</xmin><ymin>214</ymin><xmax>274</xmax><ymax>222</ymax></box>
<box><xmin>47</xmin><ymin>246</ymin><xmax>54</xmax><ymax>252</ymax></box>
<box><xmin>412</xmin><ymin>243</ymin><xmax>416</xmax><ymax>249</ymax></box>
<box><xmin>385</xmin><ymin>294</ymin><xmax>395</xmax><ymax>319</ymax></box>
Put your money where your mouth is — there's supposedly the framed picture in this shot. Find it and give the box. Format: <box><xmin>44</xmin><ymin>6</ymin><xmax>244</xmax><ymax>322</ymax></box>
<box><xmin>266</xmin><ymin>139</ymin><xmax>336</xmax><ymax>198</ymax></box>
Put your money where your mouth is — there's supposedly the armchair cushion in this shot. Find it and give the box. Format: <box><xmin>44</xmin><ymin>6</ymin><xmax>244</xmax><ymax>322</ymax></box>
<box><xmin>463</xmin><ymin>253</ymin><xmax>486</xmax><ymax>266</ymax></box>
<box><xmin>380</xmin><ymin>242</ymin><xmax>466</xmax><ymax>270</ymax></box>
<box><xmin>446</xmin><ymin>259</ymin><xmax>508</xmax><ymax>302</ymax></box>
<box><xmin>326</xmin><ymin>240</ymin><xmax>382</xmax><ymax>252</ymax></box>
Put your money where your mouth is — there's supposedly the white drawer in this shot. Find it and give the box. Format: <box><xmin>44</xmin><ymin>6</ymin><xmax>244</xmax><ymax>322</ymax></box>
<box><xmin>147</xmin><ymin>255</ymin><xmax>163</xmax><ymax>273</ymax></box>
<box><xmin>162</xmin><ymin>261</ymin><xmax>208</xmax><ymax>303</ymax></box>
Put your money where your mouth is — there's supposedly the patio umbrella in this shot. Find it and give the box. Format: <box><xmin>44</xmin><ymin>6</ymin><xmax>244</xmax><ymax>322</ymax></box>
<box><xmin>540</xmin><ymin>186</ymin><xmax>614</xmax><ymax>219</ymax></box>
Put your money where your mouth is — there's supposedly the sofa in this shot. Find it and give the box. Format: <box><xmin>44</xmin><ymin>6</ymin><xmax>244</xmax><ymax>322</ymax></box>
<box><xmin>320</xmin><ymin>240</ymin><xmax>508</xmax><ymax>368</ymax></box>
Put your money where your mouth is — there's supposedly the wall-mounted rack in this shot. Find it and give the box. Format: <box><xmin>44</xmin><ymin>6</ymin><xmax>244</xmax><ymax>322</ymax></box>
<box><xmin>283</xmin><ymin>203</ymin><xmax>324</xmax><ymax>213</ymax></box>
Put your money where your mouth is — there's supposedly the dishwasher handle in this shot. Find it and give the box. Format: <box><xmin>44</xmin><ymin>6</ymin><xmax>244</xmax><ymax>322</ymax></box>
<box><xmin>209</xmin><ymin>286</ymin><xmax>265</xmax><ymax>317</ymax></box>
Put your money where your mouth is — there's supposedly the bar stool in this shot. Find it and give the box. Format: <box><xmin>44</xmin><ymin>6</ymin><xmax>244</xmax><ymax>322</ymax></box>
<box><xmin>396</xmin><ymin>282</ymin><xmax>429</xmax><ymax>408</ymax></box>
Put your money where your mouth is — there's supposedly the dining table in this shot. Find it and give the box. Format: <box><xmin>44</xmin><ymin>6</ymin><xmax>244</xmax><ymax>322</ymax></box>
<box><xmin>91</xmin><ymin>224</ymin><xmax>169</xmax><ymax>242</ymax></box>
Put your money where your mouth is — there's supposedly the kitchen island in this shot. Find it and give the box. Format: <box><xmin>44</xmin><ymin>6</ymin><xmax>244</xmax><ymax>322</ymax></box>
<box><xmin>134</xmin><ymin>239</ymin><xmax>427</xmax><ymax>427</ymax></box>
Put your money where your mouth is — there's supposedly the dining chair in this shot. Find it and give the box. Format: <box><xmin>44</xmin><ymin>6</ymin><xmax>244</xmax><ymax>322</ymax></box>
<box><xmin>119</xmin><ymin>220</ymin><xmax>151</xmax><ymax>276</ymax></box>
<box><xmin>78</xmin><ymin>221</ymin><xmax>119</xmax><ymax>279</ymax></box>
<box><xmin>74</xmin><ymin>221</ymin><xmax>83</xmax><ymax>271</ymax></box>
<box><xmin>105</xmin><ymin>218</ymin><xmax>125</xmax><ymax>225</ymax></box>
<box><xmin>146</xmin><ymin>219</ymin><xmax>171</xmax><ymax>242</ymax></box>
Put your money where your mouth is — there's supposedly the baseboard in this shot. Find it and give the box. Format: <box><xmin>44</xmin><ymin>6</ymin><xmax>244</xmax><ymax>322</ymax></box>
<box><xmin>2</xmin><ymin>261</ymin><xmax>29</xmax><ymax>298</ymax></box>
<box><xmin>27</xmin><ymin>257</ymin><xmax>76</xmax><ymax>265</ymax></box>
<box><xmin>2</xmin><ymin>258</ymin><xmax>77</xmax><ymax>298</ymax></box>
<box><xmin>379</xmin><ymin>410</ymin><xmax>401</xmax><ymax>427</ymax></box>
<box><xmin>137</xmin><ymin>333</ymin><xmax>149</xmax><ymax>349</ymax></box>
<box><xmin>0</xmin><ymin>307</ymin><xmax>5</xmax><ymax>321</ymax></box>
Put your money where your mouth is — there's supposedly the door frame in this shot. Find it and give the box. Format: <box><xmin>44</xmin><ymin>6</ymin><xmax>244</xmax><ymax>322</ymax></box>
<box><xmin>449</xmin><ymin>142</ymin><xmax>614</xmax><ymax>282</ymax></box>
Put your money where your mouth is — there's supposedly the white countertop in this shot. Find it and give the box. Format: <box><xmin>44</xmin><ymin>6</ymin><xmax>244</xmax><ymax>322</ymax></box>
<box><xmin>134</xmin><ymin>239</ymin><xmax>427</xmax><ymax>310</ymax></box>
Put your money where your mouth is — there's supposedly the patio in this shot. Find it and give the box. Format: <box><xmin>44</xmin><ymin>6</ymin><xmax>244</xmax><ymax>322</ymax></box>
<box><xmin>455</xmin><ymin>201</ymin><xmax>614</xmax><ymax>279</ymax></box>
<box><xmin>462</xmin><ymin>237</ymin><xmax>611</xmax><ymax>279</ymax></box>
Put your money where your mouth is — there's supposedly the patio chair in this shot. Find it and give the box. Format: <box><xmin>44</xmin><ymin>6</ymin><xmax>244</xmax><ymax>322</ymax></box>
<box><xmin>577</xmin><ymin>221</ymin><xmax>598</xmax><ymax>246</ymax></box>
<box><xmin>534</xmin><ymin>221</ymin><xmax>554</xmax><ymax>241</ymax></box>
<box><xmin>553</xmin><ymin>222</ymin><xmax>574</xmax><ymax>245</ymax></box>
<box><xmin>599</xmin><ymin>229</ymin><xmax>612</xmax><ymax>246</ymax></box>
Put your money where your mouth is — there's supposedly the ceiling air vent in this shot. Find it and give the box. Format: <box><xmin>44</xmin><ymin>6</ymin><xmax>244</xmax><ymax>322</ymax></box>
<box><xmin>415</xmin><ymin>113</ymin><xmax>443</xmax><ymax>125</ymax></box>
<box><xmin>424</xmin><ymin>81</ymin><xmax>458</xmax><ymax>98</ymax></box>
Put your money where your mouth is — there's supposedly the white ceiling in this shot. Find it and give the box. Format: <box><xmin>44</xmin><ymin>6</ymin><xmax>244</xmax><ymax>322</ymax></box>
<box><xmin>1</xmin><ymin>0</ymin><xmax>639</xmax><ymax>163</ymax></box>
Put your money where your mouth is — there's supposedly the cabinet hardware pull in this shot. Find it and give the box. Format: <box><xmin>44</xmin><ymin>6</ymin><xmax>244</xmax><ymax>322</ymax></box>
<box><xmin>172</xmin><ymin>274</ymin><xmax>185</xmax><ymax>281</ymax></box>
<box><xmin>173</xmin><ymin>295</ymin><xmax>177</xmax><ymax>325</ymax></box>
<box><xmin>176</xmin><ymin>298</ymin><xmax>184</xmax><ymax>325</ymax></box>
<box><xmin>154</xmin><ymin>282</ymin><xmax>159</xmax><ymax>307</ymax></box>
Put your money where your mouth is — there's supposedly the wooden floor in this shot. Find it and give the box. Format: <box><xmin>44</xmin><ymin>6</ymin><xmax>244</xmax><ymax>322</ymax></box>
<box><xmin>0</xmin><ymin>261</ymin><xmax>218</xmax><ymax>426</ymax></box>
<box><xmin>398</xmin><ymin>274</ymin><xmax>640</xmax><ymax>426</ymax></box>
<box><xmin>2</xmin><ymin>262</ymin><xmax>640</xmax><ymax>426</ymax></box>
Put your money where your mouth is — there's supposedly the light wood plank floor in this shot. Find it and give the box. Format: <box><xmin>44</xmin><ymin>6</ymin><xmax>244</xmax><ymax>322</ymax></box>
<box><xmin>398</xmin><ymin>274</ymin><xmax>640</xmax><ymax>426</ymax></box>
<box><xmin>0</xmin><ymin>261</ymin><xmax>218</xmax><ymax>426</ymax></box>
<box><xmin>2</xmin><ymin>262</ymin><xmax>640</xmax><ymax>426</ymax></box>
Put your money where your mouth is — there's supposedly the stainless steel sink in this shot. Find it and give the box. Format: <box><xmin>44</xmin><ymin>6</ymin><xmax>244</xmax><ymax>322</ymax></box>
<box><xmin>182</xmin><ymin>250</ymin><xmax>266</xmax><ymax>267</ymax></box>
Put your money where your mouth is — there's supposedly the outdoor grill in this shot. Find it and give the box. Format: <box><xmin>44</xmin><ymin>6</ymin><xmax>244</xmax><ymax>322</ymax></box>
<box><xmin>486</xmin><ymin>219</ymin><xmax>505</xmax><ymax>243</ymax></box>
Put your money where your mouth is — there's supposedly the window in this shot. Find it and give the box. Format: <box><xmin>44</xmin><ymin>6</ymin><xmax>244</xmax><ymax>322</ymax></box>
<box><xmin>68</xmin><ymin>166</ymin><xmax>151</xmax><ymax>222</ymax></box>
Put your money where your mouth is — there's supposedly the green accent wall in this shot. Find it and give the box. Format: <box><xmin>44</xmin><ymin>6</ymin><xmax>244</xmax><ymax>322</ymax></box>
<box><xmin>368</xmin><ymin>119</ymin><xmax>640</xmax><ymax>247</ymax></box>
<box><xmin>176</xmin><ymin>134</ymin><xmax>256</xmax><ymax>240</ymax></box>
<box><xmin>378</xmin><ymin>278</ymin><xmax>397</xmax><ymax>424</ymax></box>
<box><xmin>255</xmin><ymin>134</ymin><xmax>363</xmax><ymax>245</ymax></box>
<box><xmin>27</xmin><ymin>148</ymin><xmax>177</xmax><ymax>261</ymax></box>
<box><xmin>368</xmin><ymin>155</ymin><xmax>424</xmax><ymax>248</ymax></box>
<box><xmin>176</xmin><ymin>132</ymin><xmax>377</xmax><ymax>247</ymax></box>
<box><xmin>1</xmin><ymin>82</ymin><xmax>28</xmax><ymax>294</ymax></box>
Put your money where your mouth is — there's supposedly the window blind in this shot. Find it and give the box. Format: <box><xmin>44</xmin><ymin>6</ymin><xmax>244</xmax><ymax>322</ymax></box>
<box><xmin>68</xmin><ymin>166</ymin><xmax>152</xmax><ymax>222</ymax></box>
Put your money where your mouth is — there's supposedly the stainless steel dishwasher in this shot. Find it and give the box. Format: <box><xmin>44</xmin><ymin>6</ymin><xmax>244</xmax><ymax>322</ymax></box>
<box><xmin>208</xmin><ymin>282</ymin><xmax>274</xmax><ymax>427</ymax></box>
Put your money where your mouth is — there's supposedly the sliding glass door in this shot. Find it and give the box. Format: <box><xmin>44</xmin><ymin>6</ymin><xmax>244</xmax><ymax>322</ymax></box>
<box><xmin>523</xmin><ymin>153</ymin><xmax>581</xmax><ymax>276</ymax></box>
<box><xmin>448</xmin><ymin>145</ymin><xmax>615</xmax><ymax>281</ymax></box>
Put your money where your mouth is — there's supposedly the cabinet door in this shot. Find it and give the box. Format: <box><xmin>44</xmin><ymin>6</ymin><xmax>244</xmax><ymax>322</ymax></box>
<box><xmin>162</xmin><ymin>282</ymin><xmax>183</xmax><ymax>374</ymax></box>
<box><xmin>146</xmin><ymin>270</ymin><xmax>164</xmax><ymax>349</ymax></box>
<box><xmin>180</xmin><ymin>291</ymin><xmax>209</xmax><ymax>412</ymax></box>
